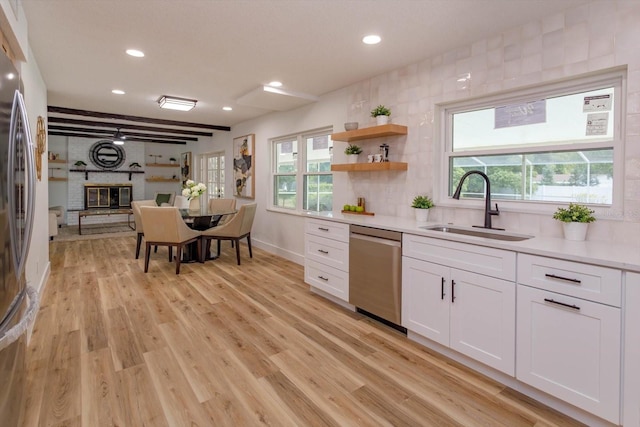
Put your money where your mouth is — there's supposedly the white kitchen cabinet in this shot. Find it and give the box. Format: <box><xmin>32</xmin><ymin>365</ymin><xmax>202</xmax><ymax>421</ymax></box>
<box><xmin>624</xmin><ymin>272</ymin><xmax>640</xmax><ymax>427</ymax></box>
<box><xmin>516</xmin><ymin>255</ymin><xmax>622</xmax><ymax>425</ymax></box>
<box><xmin>402</xmin><ymin>235</ymin><xmax>516</xmax><ymax>376</ymax></box>
<box><xmin>304</xmin><ymin>218</ymin><xmax>350</xmax><ymax>301</ymax></box>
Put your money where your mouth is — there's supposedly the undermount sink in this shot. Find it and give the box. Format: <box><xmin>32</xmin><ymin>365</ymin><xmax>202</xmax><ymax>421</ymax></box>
<box><xmin>420</xmin><ymin>224</ymin><xmax>533</xmax><ymax>241</ymax></box>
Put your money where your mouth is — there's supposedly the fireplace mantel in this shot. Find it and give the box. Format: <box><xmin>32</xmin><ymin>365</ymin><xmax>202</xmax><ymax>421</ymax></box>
<box><xmin>70</xmin><ymin>169</ymin><xmax>145</xmax><ymax>181</ymax></box>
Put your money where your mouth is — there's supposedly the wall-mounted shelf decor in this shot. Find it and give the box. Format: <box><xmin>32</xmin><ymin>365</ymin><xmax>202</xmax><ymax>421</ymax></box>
<box><xmin>48</xmin><ymin>177</ymin><xmax>67</xmax><ymax>182</ymax></box>
<box><xmin>146</xmin><ymin>163</ymin><xmax>180</xmax><ymax>168</ymax></box>
<box><xmin>70</xmin><ymin>169</ymin><xmax>145</xmax><ymax>181</ymax></box>
<box><xmin>49</xmin><ymin>158</ymin><xmax>67</xmax><ymax>164</ymax></box>
<box><xmin>146</xmin><ymin>178</ymin><xmax>180</xmax><ymax>182</ymax></box>
<box><xmin>331</xmin><ymin>162</ymin><xmax>408</xmax><ymax>172</ymax></box>
<box><xmin>331</xmin><ymin>124</ymin><xmax>407</xmax><ymax>142</ymax></box>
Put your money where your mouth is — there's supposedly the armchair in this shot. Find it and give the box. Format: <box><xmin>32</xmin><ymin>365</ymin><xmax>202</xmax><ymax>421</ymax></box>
<box><xmin>200</xmin><ymin>203</ymin><xmax>256</xmax><ymax>265</ymax></box>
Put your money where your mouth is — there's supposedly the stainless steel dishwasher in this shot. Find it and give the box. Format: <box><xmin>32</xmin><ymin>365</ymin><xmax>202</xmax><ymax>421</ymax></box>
<box><xmin>349</xmin><ymin>225</ymin><xmax>404</xmax><ymax>328</ymax></box>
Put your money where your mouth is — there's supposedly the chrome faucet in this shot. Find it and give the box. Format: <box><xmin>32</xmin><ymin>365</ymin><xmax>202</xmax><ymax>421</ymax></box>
<box><xmin>452</xmin><ymin>170</ymin><xmax>501</xmax><ymax>230</ymax></box>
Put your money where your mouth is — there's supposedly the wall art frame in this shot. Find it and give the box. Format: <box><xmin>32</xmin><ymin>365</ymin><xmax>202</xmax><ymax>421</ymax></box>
<box><xmin>181</xmin><ymin>151</ymin><xmax>192</xmax><ymax>186</ymax></box>
<box><xmin>233</xmin><ymin>134</ymin><xmax>255</xmax><ymax>199</ymax></box>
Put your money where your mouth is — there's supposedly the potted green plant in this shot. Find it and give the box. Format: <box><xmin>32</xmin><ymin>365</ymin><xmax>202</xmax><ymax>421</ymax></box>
<box><xmin>73</xmin><ymin>160</ymin><xmax>87</xmax><ymax>170</ymax></box>
<box><xmin>552</xmin><ymin>203</ymin><xmax>596</xmax><ymax>241</ymax></box>
<box><xmin>344</xmin><ymin>144</ymin><xmax>362</xmax><ymax>164</ymax></box>
<box><xmin>169</xmin><ymin>157</ymin><xmax>177</xmax><ymax>164</ymax></box>
<box><xmin>129</xmin><ymin>162</ymin><xmax>141</xmax><ymax>170</ymax></box>
<box><xmin>371</xmin><ymin>104</ymin><xmax>391</xmax><ymax>125</ymax></box>
<box><xmin>411</xmin><ymin>195</ymin><xmax>434</xmax><ymax>222</ymax></box>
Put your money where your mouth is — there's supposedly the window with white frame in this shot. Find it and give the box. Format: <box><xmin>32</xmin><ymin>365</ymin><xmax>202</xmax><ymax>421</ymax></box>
<box><xmin>272</xmin><ymin>128</ymin><xmax>333</xmax><ymax>212</ymax></box>
<box><xmin>441</xmin><ymin>69</ymin><xmax>624</xmax><ymax>210</ymax></box>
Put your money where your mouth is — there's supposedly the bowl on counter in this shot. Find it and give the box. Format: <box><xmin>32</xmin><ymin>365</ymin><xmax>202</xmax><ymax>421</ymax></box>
<box><xmin>344</xmin><ymin>122</ymin><xmax>359</xmax><ymax>131</ymax></box>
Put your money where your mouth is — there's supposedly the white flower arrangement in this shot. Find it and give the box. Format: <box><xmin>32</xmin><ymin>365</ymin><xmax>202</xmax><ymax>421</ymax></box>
<box><xmin>181</xmin><ymin>180</ymin><xmax>207</xmax><ymax>200</ymax></box>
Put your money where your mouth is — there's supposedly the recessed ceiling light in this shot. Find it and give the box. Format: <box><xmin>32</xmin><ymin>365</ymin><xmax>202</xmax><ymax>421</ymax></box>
<box><xmin>112</xmin><ymin>89</ymin><xmax>125</xmax><ymax>95</ymax></box>
<box><xmin>6</xmin><ymin>73</ymin><xmax>15</xmax><ymax>80</ymax></box>
<box><xmin>126</xmin><ymin>49</ymin><xmax>144</xmax><ymax>57</ymax></box>
<box><xmin>362</xmin><ymin>35</ymin><xmax>381</xmax><ymax>45</ymax></box>
<box><xmin>222</xmin><ymin>106</ymin><xmax>233</xmax><ymax>111</ymax></box>
<box><xmin>268</xmin><ymin>81</ymin><xmax>283</xmax><ymax>87</ymax></box>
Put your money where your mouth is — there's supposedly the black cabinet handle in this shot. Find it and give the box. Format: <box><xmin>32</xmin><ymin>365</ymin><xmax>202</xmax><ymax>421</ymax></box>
<box><xmin>318</xmin><ymin>227</ymin><xmax>329</xmax><ymax>231</ymax></box>
<box><xmin>545</xmin><ymin>273</ymin><xmax>581</xmax><ymax>284</ymax></box>
<box><xmin>441</xmin><ymin>277</ymin><xmax>445</xmax><ymax>300</ymax></box>
<box><xmin>317</xmin><ymin>249</ymin><xmax>329</xmax><ymax>254</ymax></box>
<box><xmin>451</xmin><ymin>280</ymin><xmax>456</xmax><ymax>303</ymax></box>
<box><xmin>544</xmin><ymin>298</ymin><xmax>580</xmax><ymax>311</ymax></box>
<box><xmin>318</xmin><ymin>276</ymin><xmax>329</xmax><ymax>281</ymax></box>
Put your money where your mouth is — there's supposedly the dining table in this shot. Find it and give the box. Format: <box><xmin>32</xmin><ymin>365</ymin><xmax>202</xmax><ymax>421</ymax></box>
<box><xmin>179</xmin><ymin>206</ymin><xmax>237</xmax><ymax>262</ymax></box>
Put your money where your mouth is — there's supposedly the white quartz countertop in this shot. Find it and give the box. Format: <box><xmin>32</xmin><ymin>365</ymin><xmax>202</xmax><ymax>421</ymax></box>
<box><xmin>306</xmin><ymin>212</ymin><xmax>640</xmax><ymax>273</ymax></box>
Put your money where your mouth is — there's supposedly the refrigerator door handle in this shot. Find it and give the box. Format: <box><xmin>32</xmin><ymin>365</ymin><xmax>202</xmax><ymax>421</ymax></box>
<box><xmin>7</xmin><ymin>90</ymin><xmax>35</xmax><ymax>280</ymax></box>
<box><xmin>0</xmin><ymin>285</ymin><xmax>39</xmax><ymax>352</ymax></box>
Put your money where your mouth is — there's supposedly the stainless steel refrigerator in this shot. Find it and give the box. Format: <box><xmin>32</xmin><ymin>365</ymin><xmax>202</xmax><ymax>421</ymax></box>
<box><xmin>0</xmin><ymin>50</ymin><xmax>38</xmax><ymax>426</ymax></box>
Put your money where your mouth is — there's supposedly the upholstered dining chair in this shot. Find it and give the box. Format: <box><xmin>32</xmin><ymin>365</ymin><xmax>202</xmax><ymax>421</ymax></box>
<box><xmin>200</xmin><ymin>203</ymin><xmax>256</xmax><ymax>265</ymax></box>
<box><xmin>139</xmin><ymin>206</ymin><xmax>202</xmax><ymax>274</ymax></box>
<box><xmin>131</xmin><ymin>200</ymin><xmax>158</xmax><ymax>259</ymax></box>
<box><xmin>208</xmin><ymin>198</ymin><xmax>236</xmax><ymax>227</ymax></box>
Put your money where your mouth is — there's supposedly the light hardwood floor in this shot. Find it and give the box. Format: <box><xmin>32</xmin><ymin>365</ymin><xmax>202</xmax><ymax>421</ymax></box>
<box><xmin>21</xmin><ymin>235</ymin><xmax>585</xmax><ymax>426</ymax></box>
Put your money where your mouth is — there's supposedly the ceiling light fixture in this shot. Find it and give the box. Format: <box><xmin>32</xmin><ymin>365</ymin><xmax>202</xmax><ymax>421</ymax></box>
<box><xmin>158</xmin><ymin>95</ymin><xmax>197</xmax><ymax>111</ymax></box>
<box><xmin>113</xmin><ymin>128</ymin><xmax>126</xmax><ymax>145</ymax></box>
<box><xmin>112</xmin><ymin>89</ymin><xmax>125</xmax><ymax>95</ymax></box>
<box><xmin>223</xmin><ymin>106</ymin><xmax>233</xmax><ymax>111</ymax></box>
<box><xmin>362</xmin><ymin>35</ymin><xmax>381</xmax><ymax>45</ymax></box>
<box><xmin>268</xmin><ymin>81</ymin><xmax>283</xmax><ymax>87</ymax></box>
<box><xmin>126</xmin><ymin>49</ymin><xmax>145</xmax><ymax>57</ymax></box>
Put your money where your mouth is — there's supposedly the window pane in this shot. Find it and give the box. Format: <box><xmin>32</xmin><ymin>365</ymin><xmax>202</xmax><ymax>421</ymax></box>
<box><xmin>274</xmin><ymin>175</ymin><xmax>296</xmax><ymax>209</ymax></box>
<box><xmin>450</xmin><ymin>149</ymin><xmax>613</xmax><ymax>204</ymax></box>
<box><xmin>452</xmin><ymin>88</ymin><xmax>614</xmax><ymax>152</ymax></box>
<box><xmin>304</xmin><ymin>174</ymin><xmax>333</xmax><ymax>212</ymax></box>
<box><xmin>305</xmin><ymin>135</ymin><xmax>333</xmax><ymax>173</ymax></box>
<box><xmin>275</xmin><ymin>139</ymin><xmax>297</xmax><ymax>173</ymax></box>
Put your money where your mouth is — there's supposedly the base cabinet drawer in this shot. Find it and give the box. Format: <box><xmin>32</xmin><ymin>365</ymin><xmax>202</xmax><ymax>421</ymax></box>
<box><xmin>305</xmin><ymin>234</ymin><xmax>349</xmax><ymax>272</ymax></box>
<box><xmin>305</xmin><ymin>218</ymin><xmax>349</xmax><ymax>242</ymax></box>
<box><xmin>517</xmin><ymin>254</ymin><xmax>621</xmax><ymax>306</ymax></box>
<box><xmin>516</xmin><ymin>284</ymin><xmax>621</xmax><ymax>424</ymax></box>
<box><xmin>305</xmin><ymin>259</ymin><xmax>348</xmax><ymax>301</ymax></box>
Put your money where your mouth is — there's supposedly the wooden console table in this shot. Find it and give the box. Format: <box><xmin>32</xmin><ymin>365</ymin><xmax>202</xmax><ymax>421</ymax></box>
<box><xmin>78</xmin><ymin>208</ymin><xmax>134</xmax><ymax>235</ymax></box>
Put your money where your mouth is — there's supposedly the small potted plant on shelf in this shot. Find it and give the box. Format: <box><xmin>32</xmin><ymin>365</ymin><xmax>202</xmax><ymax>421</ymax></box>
<box><xmin>411</xmin><ymin>195</ymin><xmax>434</xmax><ymax>223</ymax></box>
<box><xmin>169</xmin><ymin>157</ymin><xmax>177</xmax><ymax>164</ymax></box>
<box><xmin>371</xmin><ymin>104</ymin><xmax>391</xmax><ymax>125</ymax></box>
<box><xmin>552</xmin><ymin>203</ymin><xmax>596</xmax><ymax>241</ymax></box>
<box><xmin>73</xmin><ymin>160</ymin><xmax>87</xmax><ymax>170</ymax></box>
<box><xmin>129</xmin><ymin>162</ymin><xmax>141</xmax><ymax>170</ymax></box>
<box><xmin>344</xmin><ymin>144</ymin><xmax>362</xmax><ymax>164</ymax></box>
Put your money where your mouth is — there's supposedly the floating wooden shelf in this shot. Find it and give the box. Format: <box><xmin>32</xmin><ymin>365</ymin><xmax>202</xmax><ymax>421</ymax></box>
<box><xmin>146</xmin><ymin>163</ymin><xmax>179</xmax><ymax>167</ymax></box>
<box><xmin>331</xmin><ymin>162</ymin><xmax>408</xmax><ymax>172</ymax></box>
<box><xmin>49</xmin><ymin>159</ymin><xmax>67</xmax><ymax>164</ymax></box>
<box><xmin>48</xmin><ymin>177</ymin><xmax>67</xmax><ymax>181</ymax></box>
<box><xmin>331</xmin><ymin>124</ymin><xmax>407</xmax><ymax>142</ymax></box>
<box><xmin>146</xmin><ymin>178</ymin><xmax>180</xmax><ymax>182</ymax></box>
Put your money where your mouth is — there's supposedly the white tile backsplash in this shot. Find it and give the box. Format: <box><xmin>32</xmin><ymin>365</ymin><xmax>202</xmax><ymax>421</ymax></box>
<box><xmin>342</xmin><ymin>0</ymin><xmax>640</xmax><ymax>243</ymax></box>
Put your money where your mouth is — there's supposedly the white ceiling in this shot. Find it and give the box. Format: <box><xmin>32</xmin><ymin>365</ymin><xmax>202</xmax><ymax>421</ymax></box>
<box><xmin>23</xmin><ymin>0</ymin><xmax>589</xmax><ymax>130</ymax></box>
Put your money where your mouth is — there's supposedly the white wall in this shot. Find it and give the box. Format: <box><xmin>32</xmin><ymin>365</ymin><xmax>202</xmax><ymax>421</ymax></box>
<box><xmin>191</xmin><ymin>0</ymin><xmax>640</xmax><ymax>265</ymax></box>
<box><xmin>22</xmin><ymin>47</ymin><xmax>49</xmax><ymax>297</ymax></box>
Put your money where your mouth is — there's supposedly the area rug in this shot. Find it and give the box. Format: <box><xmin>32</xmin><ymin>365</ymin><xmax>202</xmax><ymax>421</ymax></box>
<box><xmin>53</xmin><ymin>223</ymin><xmax>137</xmax><ymax>242</ymax></box>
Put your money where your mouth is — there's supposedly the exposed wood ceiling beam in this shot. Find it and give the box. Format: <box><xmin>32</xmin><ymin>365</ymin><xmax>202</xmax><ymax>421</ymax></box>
<box><xmin>47</xmin><ymin>117</ymin><xmax>214</xmax><ymax>137</ymax></box>
<box><xmin>48</xmin><ymin>106</ymin><xmax>230</xmax><ymax>131</ymax></box>
<box><xmin>48</xmin><ymin>131</ymin><xmax>187</xmax><ymax>145</ymax></box>
<box><xmin>48</xmin><ymin>125</ymin><xmax>199</xmax><ymax>141</ymax></box>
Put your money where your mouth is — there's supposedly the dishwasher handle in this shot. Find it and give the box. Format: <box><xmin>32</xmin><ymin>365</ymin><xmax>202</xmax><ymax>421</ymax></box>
<box><xmin>350</xmin><ymin>232</ymin><xmax>401</xmax><ymax>248</ymax></box>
